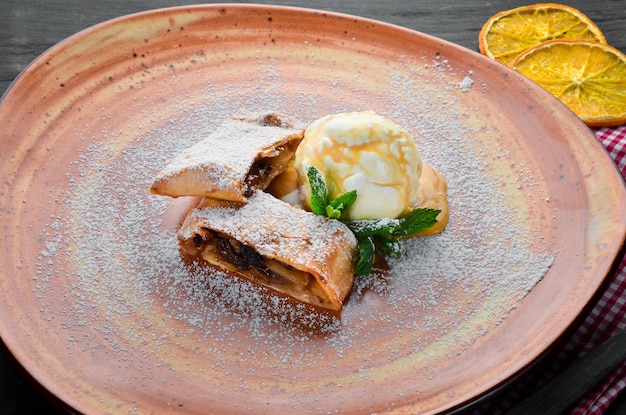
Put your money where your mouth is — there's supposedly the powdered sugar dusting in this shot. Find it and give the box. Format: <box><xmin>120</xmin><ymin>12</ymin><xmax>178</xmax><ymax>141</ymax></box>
<box><xmin>181</xmin><ymin>189</ymin><xmax>357</xmax><ymax>271</ymax></box>
<box><xmin>32</xmin><ymin>51</ymin><xmax>556</xmax><ymax>411</ymax></box>
<box><xmin>150</xmin><ymin>114</ymin><xmax>303</xmax><ymax>200</ymax></box>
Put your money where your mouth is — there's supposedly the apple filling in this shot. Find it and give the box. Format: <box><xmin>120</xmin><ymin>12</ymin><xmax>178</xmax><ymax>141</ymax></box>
<box><xmin>180</xmin><ymin>229</ymin><xmax>335</xmax><ymax>309</ymax></box>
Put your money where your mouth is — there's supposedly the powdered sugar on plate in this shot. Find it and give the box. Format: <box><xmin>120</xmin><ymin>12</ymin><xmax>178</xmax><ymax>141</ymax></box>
<box><xmin>32</xmin><ymin>51</ymin><xmax>556</xmax><ymax>409</ymax></box>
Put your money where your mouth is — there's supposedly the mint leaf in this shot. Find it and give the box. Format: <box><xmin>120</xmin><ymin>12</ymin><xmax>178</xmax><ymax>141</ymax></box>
<box><xmin>355</xmin><ymin>236</ymin><xmax>375</xmax><ymax>276</ymax></box>
<box><xmin>346</xmin><ymin>217</ymin><xmax>399</xmax><ymax>239</ymax></box>
<box><xmin>375</xmin><ymin>235</ymin><xmax>402</xmax><ymax>258</ymax></box>
<box><xmin>330</xmin><ymin>189</ymin><xmax>357</xmax><ymax>212</ymax></box>
<box><xmin>393</xmin><ymin>208</ymin><xmax>441</xmax><ymax>237</ymax></box>
<box><xmin>326</xmin><ymin>204</ymin><xmax>342</xmax><ymax>219</ymax></box>
<box><xmin>306</xmin><ymin>166</ymin><xmax>329</xmax><ymax>216</ymax></box>
<box><xmin>325</xmin><ymin>189</ymin><xmax>357</xmax><ymax>219</ymax></box>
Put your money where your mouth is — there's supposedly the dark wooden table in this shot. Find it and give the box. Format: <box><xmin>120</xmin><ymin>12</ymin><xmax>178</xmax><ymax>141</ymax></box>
<box><xmin>1</xmin><ymin>1</ymin><xmax>625</xmax><ymax>414</ymax></box>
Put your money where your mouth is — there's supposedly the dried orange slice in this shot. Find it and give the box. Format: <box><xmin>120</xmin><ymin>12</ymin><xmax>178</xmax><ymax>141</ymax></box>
<box><xmin>479</xmin><ymin>3</ymin><xmax>606</xmax><ymax>65</ymax></box>
<box><xmin>510</xmin><ymin>40</ymin><xmax>626</xmax><ymax>127</ymax></box>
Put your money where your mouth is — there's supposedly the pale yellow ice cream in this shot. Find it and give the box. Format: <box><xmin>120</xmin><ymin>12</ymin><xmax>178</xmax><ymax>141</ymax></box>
<box><xmin>294</xmin><ymin>111</ymin><xmax>422</xmax><ymax>220</ymax></box>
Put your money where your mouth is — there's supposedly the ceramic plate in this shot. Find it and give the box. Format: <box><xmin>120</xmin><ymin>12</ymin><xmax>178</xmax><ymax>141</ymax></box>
<box><xmin>1</xmin><ymin>5</ymin><xmax>625</xmax><ymax>414</ymax></box>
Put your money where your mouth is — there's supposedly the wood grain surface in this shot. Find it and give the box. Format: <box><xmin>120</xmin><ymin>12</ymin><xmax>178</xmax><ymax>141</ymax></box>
<box><xmin>2</xmin><ymin>0</ymin><xmax>625</xmax><ymax>96</ymax></box>
<box><xmin>1</xmin><ymin>1</ymin><xmax>625</xmax><ymax>414</ymax></box>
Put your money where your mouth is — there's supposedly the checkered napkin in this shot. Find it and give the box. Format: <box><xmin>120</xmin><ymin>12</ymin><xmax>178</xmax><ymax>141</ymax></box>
<box><xmin>474</xmin><ymin>125</ymin><xmax>626</xmax><ymax>414</ymax></box>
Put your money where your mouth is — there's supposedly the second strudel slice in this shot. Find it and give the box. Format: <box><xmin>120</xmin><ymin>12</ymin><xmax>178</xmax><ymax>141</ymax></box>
<box><xmin>178</xmin><ymin>190</ymin><xmax>358</xmax><ymax>311</ymax></box>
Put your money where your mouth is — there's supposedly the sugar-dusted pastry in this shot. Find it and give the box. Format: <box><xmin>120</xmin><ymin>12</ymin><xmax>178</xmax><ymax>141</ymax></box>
<box><xmin>178</xmin><ymin>190</ymin><xmax>358</xmax><ymax>311</ymax></box>
<box><xmin>150</xmin><ymin>112</ymin><xmax>304</xmax><ymax>202</ymax></box>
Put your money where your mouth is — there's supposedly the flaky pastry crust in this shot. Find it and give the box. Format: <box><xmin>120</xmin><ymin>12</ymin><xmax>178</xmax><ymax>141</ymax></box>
<box><xmin>150</xmin><ymin>112</ymin><xmax>304</xmax><ymax>202</ymax></box>
<box><xmin>178</xmin><ymin>190</ymin><xmax>358</xmax><ymax>310</ymax></box>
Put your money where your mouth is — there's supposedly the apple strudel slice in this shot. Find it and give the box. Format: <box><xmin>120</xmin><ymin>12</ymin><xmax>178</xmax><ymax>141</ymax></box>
<box><xmin>178</xmin><ymin>190</ymin><xmax>358</xmax><ymax>311</ymax></box>
<box><xmin>150</xmin><ymin>112</ymin><xmax>304</xmax><ymax>202</ymax></box>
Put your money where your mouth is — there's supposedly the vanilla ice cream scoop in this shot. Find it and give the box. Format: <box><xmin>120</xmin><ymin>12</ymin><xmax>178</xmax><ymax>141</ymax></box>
<box><xmin>294</xmin><ymin>111</ymin><xmax>422</xmax><ymax>220</ymax></box>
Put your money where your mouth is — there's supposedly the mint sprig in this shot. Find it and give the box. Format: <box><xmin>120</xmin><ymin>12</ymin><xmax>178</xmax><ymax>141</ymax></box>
<box><xmin>306</xmin><ymin>166</ymin><xmax>440</xmax><ymax>276</ymax></box>
<box><xmin>306</xmin><ymin>166</ymin><xmax>356</xmax><ymax>219</ymax></box>
<box><xmin>327</xmin><ymin>190</ymin><xmax>358</xmax><ymax>219</ymax></box>
<box><xmin>347</xmin><ymin>208</ymin><xmax>440</xmax><ymax>240</ymax></box>
<box><xmin>346</xmin><ymin>208</ymin><xmax>440</xmax><ymax>274</ymax></box>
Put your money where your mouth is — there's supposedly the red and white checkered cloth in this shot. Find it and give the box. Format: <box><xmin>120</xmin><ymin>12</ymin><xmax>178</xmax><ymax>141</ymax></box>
<box><xmin>474</xmin><ymin>125</ymin><xmax>626</xmax><ymax>414</ymax></box>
